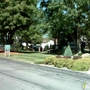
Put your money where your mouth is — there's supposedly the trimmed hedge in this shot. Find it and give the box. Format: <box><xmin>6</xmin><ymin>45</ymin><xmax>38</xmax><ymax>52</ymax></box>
<box><xmin>44</xmin><ymin>56</ymin><xmax>90</xmax><ymax>71</ymax></box>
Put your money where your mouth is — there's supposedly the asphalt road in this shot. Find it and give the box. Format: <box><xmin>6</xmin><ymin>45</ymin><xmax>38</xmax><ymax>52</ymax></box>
<box><xmin>0</xmin><ymin>58</ymin><xmax>90</xmax><ymax>90</ymax></box>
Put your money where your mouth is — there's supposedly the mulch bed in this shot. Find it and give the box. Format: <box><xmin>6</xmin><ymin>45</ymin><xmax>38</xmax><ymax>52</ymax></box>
<box><xmin>56</xmin><ymin>55</ymin><xmax>82</xmax><ymax>60</ymax></box>
<box><xmin>0</xmin><ymin>50</ymin><xmax>20</xmax><ymax>55</ymax></box>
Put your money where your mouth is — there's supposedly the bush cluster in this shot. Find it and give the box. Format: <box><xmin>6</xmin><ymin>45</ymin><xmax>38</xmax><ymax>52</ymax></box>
<box><xmin>44</xmin><ymin>56</ymin><xmax>90</xmax><ymax>71</ymax></box>
<box><xmin>44</xmin><ymin>56</ymin><xmax>58</xmax><ymax>65</ymax></box>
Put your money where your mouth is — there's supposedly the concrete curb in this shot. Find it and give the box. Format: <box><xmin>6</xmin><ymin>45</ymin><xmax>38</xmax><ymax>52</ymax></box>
<box><xmin>38</xmin><ymin>64</ymin><xmax>90</xmax><ymax>79</ymax></box>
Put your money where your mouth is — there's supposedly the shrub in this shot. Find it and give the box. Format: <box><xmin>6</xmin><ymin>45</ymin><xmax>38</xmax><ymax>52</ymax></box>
<box><xmin>65</xmin><ymin>59</ymin><xmax>75</xmax><ymax>69</ymax></box>
<box><xmin>54</xmin><ymin>58</ymin><xmax>67</xmax><ymax>67</ymax></box>
<box><xmin>70</xmin><ymin>60</ymin><xmax>90</xmax><ymax>71</ymax></box>
<box><xmin>83</xmin><ymin>58</ymin><xmax>90</xmax><ymax>65</ymax></box>
<box><xmin>44</xmin><ymin>56</ymin><xmax>90</xmax><ymax>71</ymax></box>
<box><xmin>11</xmin><ymin>45</ymin><xmax>22</xmax><ymax>52</ymax></box>
<box><xmin>11</xmin><ymin>38</ymin><xmax>22</xmax><ymax>52</ymax></box>
<box><xmin>44</xmin><ymin>56</ymin><xmax>58</xmax><ymax>65</ymax></box>
<box><xmin>54</xmin><ymin>58</ymin><xmax>66</xmax><ymax>68</ymax></box>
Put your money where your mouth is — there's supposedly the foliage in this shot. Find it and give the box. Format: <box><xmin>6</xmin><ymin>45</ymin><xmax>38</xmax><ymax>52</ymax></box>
<box><xmin>44</xmin><ymin>56</ymin><xmax>58</xmax><ymax>65</ymax></box>
<box><xmin>83</xmin><ymin>58</ymin><xmax>90</xmax><ymax>65</ymax></box>
<box><xmin>64</xmin><ymin>59</ymin><xmax>75</xmax><ymax>69</ymax></box>
<box><xmin>54</xmin><ymin>58</ymin><xmax>67</xmax><ymax>68</ymax></box>
<box><xmin>0</xmin><ymin>0</ymin><xmax>43</xmax><ymax>45</ymax></box>
<box><xmin>40</xmin><ymin>0</ymin><xmax>90</xmax><ymax>51</ymax></box>
<box><xmin>41</xmin><ymin>0</ymin><xmax>90</xmax><ymax>34</ymax></box>
<box><xmin>70</xmin><ymin>60</ymin><xmax>90</xmax><ymax>71</ymax></box>
<box><xmin>0</xmin><ymin>0</ymin><xmax>90</xmax><ymax>52</ymax></box>
<box><xmin>44</xmin><ymin>56</ymin><xmax>90</xmax><ymax>71</ymax></box>
<box><xmin>11</xmin><ymin>42</ymin><xmax>21</xmax><ymax>52</ymax></box>
<box><xmin>11</xmin><ymin>35</ymin><xmax>22</xmax><ymax>52</ymax></box>
<box><xmin>44</xmin><ymin>45</ymin><xmax>49</xmax><ymax>51</ymax></box>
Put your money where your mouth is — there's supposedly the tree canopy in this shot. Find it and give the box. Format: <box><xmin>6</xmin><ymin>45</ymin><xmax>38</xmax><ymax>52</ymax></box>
<box><xmin>0</xmin><ymin>0</ymin><xmax>42</xmax><ymax>44</ymax></box>
<box><xmin>40</xmin><ymin>0</ymin><xmax>90</xmax><ymax>41</ymax></box>
<box><xmin>0</xmin><ymin>0</ymin><xmax>90</xmax><ymax>52</ymax></box>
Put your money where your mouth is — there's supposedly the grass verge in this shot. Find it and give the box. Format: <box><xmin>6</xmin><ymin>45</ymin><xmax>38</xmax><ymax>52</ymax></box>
<box><xmin>0</xmin><ymin>52</ymin><xmax>54</xmax><ymax>64</ymax></box>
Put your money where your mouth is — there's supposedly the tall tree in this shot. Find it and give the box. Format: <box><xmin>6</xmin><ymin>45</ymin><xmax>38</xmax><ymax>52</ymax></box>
<box><xmin>40</xmin><ymin>0</ymin><xmax>90</xmax><ymax>52</ymax></box>
<box><xmin>0</xmin><ymin>0</ymin><xmax>42</xmax><ymax>45</ymax></box>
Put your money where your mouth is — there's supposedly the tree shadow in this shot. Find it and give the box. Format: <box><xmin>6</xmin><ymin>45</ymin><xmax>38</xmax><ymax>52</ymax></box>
<box><xmin>18</xmin><ymin>51</ymin><xmax>40</xmax><ymax>54</ymax></box>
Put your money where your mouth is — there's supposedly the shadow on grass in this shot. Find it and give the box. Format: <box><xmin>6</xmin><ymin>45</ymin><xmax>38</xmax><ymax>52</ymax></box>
<box><xmin>18</xmin><ymin>51</ymin><xmax>40</xmax><ymax>54</ymax></box>
<box><xmin>18</xmin><ymin>51</ymin><xmax>56</xmax><ymax>56</ymax></box>
<box><xmin>40</xmin><ymin>51</ymin><xmax>57</xmax><ymax>55</ymax></box>
<box><xmin>9</xmin><ymin>49</ymin><xmax>57</xmax><ymax>55</ymax></box>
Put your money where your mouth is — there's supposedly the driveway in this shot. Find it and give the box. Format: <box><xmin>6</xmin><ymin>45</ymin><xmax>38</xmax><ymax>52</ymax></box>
<box><xmin>0</xmin><ymin>58</ymin><xmax>90</xmax><ymax>90</ymax></box>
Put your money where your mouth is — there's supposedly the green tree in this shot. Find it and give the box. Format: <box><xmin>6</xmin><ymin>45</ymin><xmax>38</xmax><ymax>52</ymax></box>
<box><xmin>40</xmin><ymin>0</ymin><xmax>90</xmax><ymax>52</ymax></box>
<box><xmin>0</xmin><ymin>0</ymin><xmax>42</xmax><ymax>45</ymax></box>
<box><xmin>15</xmin><ymin>26</ymin><xmax>42</xmax><ymax>50</ymax></box>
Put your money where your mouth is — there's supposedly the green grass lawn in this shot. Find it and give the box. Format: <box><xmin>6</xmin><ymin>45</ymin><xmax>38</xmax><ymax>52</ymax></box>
<box><xmin>0</xmin><ymin>52</ymin><xmax>55</xmax><ymax>64</ymax></box>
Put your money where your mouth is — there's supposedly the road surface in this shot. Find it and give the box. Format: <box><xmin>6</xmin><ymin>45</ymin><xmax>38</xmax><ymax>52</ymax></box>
<box><xmin>0</xmin><ymin>58</ymin><xmax>90</xmax><ymax>90</ymax></box>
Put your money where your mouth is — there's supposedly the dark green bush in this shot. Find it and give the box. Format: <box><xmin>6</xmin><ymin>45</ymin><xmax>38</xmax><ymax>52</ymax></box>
<box><xmin>11</xmin><ymin>45</ymin><xmax>22</xmax><ymax>52</ymax></box>
<box><xmin>11</xmin><ymin>38</ymin><xmax>22</xmax><ymax>52</ymax></box>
